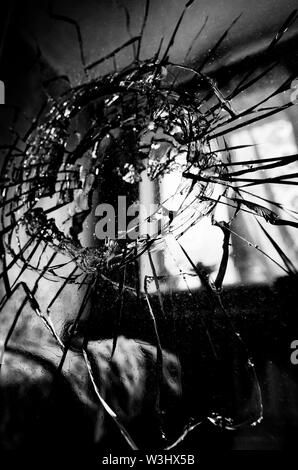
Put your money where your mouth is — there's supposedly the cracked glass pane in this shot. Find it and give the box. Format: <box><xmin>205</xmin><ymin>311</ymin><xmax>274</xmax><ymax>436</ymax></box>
<box><xmin>1</xmin><ymin>0</ymin><xmax>298</xmax><ymax>460</ymax></box>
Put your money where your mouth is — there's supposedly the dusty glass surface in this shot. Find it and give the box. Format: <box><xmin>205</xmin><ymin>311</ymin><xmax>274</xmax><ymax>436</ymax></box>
<box><xmin>0</xmin><ymin>0</ymin><xmax>298</xmax><ymax>460</ymax></box>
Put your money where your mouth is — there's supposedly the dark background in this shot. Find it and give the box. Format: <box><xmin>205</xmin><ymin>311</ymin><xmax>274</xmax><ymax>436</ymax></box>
<box><xmin>1</xmin><ymin>0</ymin><xmax>298</xmax><ymax>455</ymax></box>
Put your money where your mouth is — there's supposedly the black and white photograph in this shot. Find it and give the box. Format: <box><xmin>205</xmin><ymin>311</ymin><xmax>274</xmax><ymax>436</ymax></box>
<box><xmin>0</xmin><ymin>0</ymin><xmax>298</xmax><ymax>464</ymax></box>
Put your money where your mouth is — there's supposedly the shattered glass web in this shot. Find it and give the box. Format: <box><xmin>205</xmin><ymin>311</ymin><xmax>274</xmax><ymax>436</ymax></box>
<box><xmin>1</xmin><ymin>0</ymin><xmax>298</xmax><ymax>450</ymax></box>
